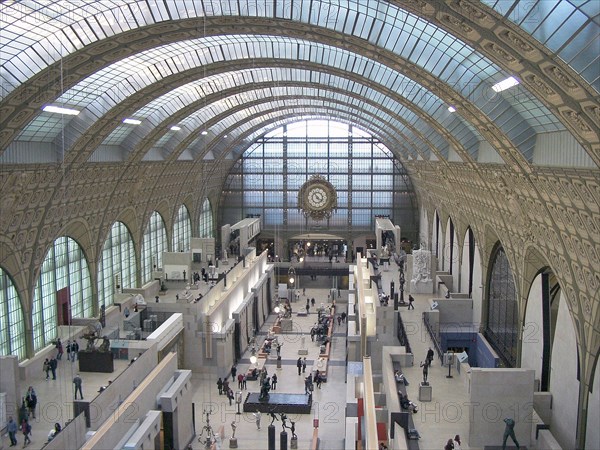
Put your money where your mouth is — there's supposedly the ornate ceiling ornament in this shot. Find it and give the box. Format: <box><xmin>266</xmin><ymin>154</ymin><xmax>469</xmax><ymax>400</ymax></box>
<box><xmin>298</xmin><ymin>174</ymin><xmax>337</xmax><ymax>221</ymax></box>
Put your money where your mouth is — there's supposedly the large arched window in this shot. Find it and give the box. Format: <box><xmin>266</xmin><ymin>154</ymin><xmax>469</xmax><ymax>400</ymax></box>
<box><xmin>173</xmin><ymin>205</ymin><xmax>192</xmax><ymax>251</ymax></box>
<box><xmin>220</xmin><ymin>120</ymin><xmax>416</xmax><ymax>236</ymax></box>
<box><xmin>141</xmin><ymin>211</ymin><xmax>167</xmax><ymax>283</ymax></box>
<box><xmin>32</xmin><ymin>237</ymin><xmax>92</xmax><ymax>351</ymax></box>
<box><xmin>199</xmin><ymin>198</ymin><xmax>213</xmax><ymax>238</ymax></box>
<box><xmin>0</xmin><ymin>268</ymin><xmax>26</xmax><ymax>360</ymax></box>
<box><xmin>485</xmin><ymin>245</ymin><xmax>519</xmax><ymax>367</ymax></box>
<box><xmin>98</xmin><ymin>222</ymin><xmax>137</xmax><ymax>307</ymax></box>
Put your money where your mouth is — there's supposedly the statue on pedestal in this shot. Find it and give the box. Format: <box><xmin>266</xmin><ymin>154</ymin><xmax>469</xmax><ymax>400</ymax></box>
<box><xmin>259</xmin><ymin>377</ymin><xmax>271</xmax><ymax>401</ymax></box>
<box><xmin>231</xmin><ymin>421</ymin><xmax>237</xmax><ymax>439</ymax></box>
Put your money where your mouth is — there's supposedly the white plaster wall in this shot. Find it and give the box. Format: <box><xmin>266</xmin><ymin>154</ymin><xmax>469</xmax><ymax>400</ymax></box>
<box><xmin>520</xmin><ymin>275</ymin><xmax>543</xmax><ymax>383</ymax></box>
<box><xmin>586</xmin><ymin>357</ymin><xmax>600</xmax><ymax>448</ymax></box>
<box><xmin>549</xmin><ymin>293</ymin><xmax>578</xmax><ymax>449</ymax></box>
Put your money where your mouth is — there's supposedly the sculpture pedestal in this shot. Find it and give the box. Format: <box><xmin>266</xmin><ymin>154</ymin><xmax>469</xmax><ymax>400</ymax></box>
<box><xmin>410</xmin><ymin>279</ymin><xmax>434</xmax><ymax>294</ymax></box>
<box><xmin>280</xmin><ymin>318</ymin><xmax>293</xmax><ymax>331</ymax></box>
<box><xmin>78</xmin><ymin>351</ymin><xmax>114</xmax><ymax>373</ymax></box>
<box><xmin>290</xmin><ymin>437</ymin><xmax>298</xmax><ymax>449</ymax></box>
<box><xmin>229</xmin><ymin>438</ymin><xmax>238</xmax><ymax>448</ymax></box>
<box><xmin>418</xmin><ymin>383</ymin><xmax>432</xmax><ymax>402</ymax></box>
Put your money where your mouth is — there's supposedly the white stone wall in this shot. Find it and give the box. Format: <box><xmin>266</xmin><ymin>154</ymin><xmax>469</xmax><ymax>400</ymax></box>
<box><xmin>586</xmin><ymin>360</ymin><xmax>600</xmax><ymax>448</ymax></box>
<box><xmin>521</xmin><ymin>275</ymin><xmax>544</xmax><ymax>382</ymax></box>
<box><xmin>549</xmin><ymin>292</ymin><xmax>578</xmax><ymax>449</ymax></box>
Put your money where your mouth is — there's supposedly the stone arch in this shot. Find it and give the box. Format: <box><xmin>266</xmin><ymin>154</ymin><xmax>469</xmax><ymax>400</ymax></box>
<box><xmin>460</xmin><ymin>226</ymin><xmax>483</xmax><ymax>327</ymax></box>
<box><xmin>484</xmin><ymin>240</ymin><xmax>519</xmax><ymax>367</ymax></box>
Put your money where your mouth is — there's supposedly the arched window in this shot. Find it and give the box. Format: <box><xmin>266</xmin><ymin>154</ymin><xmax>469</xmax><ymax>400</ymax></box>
<box><xmin>32</xmin><ymin>237</ymin><xmax>92</xmax><ymax>351</ymax></box>
<box><xmin>173</xmin><ymin>205</ymin><xmax>192</xmax><ymax>251</ymax></box>
<box><xmin>220</xmin><ymin>120</ymin><xmax>416</xmax><ymax>235</ymax></box>
<box><xmin>98</xmin><ymin>222</ymin><xmax>137</xmax><ymax>307</ymax></box>
<box><xmin>485</xmin><ymin>245</ymin><xmax>519</xmax><ymax>367</ymax></box>
<box><xmin>0</xmin><ymin>268</ymin><xmax>26</xmax><ymax>360</ymax></box>
<box><xmin>141</xmin><ymin>211</ymin><xmax>167</xmax><ymax>284</ymax></box>
<box><xmin>199</xmin><ymin>198</ymin><xmax>213</xmax><ymax>238</ymax></box>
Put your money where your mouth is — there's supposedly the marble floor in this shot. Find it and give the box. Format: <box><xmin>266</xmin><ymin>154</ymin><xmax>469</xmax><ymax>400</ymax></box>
<box><xmin>2</xmin><ymin>260</ymin><xmax>479</xmax><ymax>450</ymax></box>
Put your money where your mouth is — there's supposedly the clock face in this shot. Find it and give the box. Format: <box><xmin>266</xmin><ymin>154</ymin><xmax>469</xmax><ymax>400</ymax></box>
<box><xmin>298</xmin><ymin>175</ymin><xmax>337</xmax><ymax>221</ymax></box>
<box><xmin>308</xmin><ymin>187</ymin><xmax>328</xmax><ymax>209</ymax></box>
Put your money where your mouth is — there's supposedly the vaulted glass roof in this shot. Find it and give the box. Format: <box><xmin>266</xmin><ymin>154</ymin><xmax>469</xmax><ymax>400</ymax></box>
<box><xmin>0</xmin><ymin>0</ymin><xmax>597</xmax><ymax>168</ymax></box>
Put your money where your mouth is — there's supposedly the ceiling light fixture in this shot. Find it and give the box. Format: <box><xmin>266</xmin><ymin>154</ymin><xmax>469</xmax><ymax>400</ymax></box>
<box><xmin>170</xmin><ymin>126</ymin><xmax>181</xmax><ymax>131</ymax></box>
<box><xmin>42</xmin><ymin>105</ymin><xmax>80</xmax><ymax>116</ymax></box>
<box><xmin>447</xmin><ymin>106</ymin><xmax>456</xmax><ymax>112</ymax></box>
<box><xmin>492</xmin><ymin>76</ymin><xmax>519</xmax><ymax>93</ymax></box>
<box><xmin>201</xmin><ymin>130</ymin><xmax>208</xmax><ymax>135</ymax></box>
<box><xmin>123</xmin><ymin>118</ymin><xmax>142</xmax><ymax>125</ymax></box>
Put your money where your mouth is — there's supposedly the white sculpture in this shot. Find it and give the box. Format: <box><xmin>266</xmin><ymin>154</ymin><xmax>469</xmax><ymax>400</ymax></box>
<box><xmin>410</xmin><ymin>249</ymin><xmax>434</xmax><ymax>294</ymax></box>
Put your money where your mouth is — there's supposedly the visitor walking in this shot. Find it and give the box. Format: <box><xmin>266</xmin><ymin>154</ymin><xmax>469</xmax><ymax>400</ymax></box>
<box><xmin>297</xmin><ymin>357</ymin><xmax>302</xmax><ymax>375</ymax></box>
<box><xmin>271</xmin><ymin>373</ymin><xmax>278</xmax><ymax>390</ymax></box>
<box><xmin>25</xmin><ymin>387</ymin><xmax>37</xmax><ymax>419</ymax></box>
<box><xmin>408</xmin><ymin>295</ymin><xmax>415</xmax><ymax>310</ymax></box>
<box><xmin>7</xmin><ymin>415</ymin><xmax>18</xmax><ymax>446</ymax></box>
<box><xmin>20</xmin><ymin>418</ymin><xmax>31</xmax><ymax>447</ymax></box>
<box><xmin>217</xmin><ymin>377</ymin><xmax>223</xmax><ymax>395</ymax></box>
<box><xmin>43</xmin><ymin>358</ymin><xmax>50</xmax><ymax>380</ymax></box>
<box><xmin>73</xmin><ymin>374</ymin><xmax>83</xmax><ymax>399</ymax></box>
<box><xmin>302</xmin><ymin>357</ymin><xmax>307</xmax><ymax>373</ymax></box>
<box><xmin>253</xmin><ymin>411</ymin><xmax>261</xmax><ymax>430</ymax></box>
<box><xmin>55</xmin><ymin>339</ymin><xmax>63</xmax><ymax>360</ymax></box>
<box><xmin>49</xmin><ymin>357</ymin><xmax>57</xmax><ymax>380</ymax></box>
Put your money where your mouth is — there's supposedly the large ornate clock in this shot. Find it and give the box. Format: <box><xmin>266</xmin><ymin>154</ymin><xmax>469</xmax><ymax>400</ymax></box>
<box><xmin>298</xmin><ymin>175</ymin><xmax>337</xmax><ymax>221</ymax></box>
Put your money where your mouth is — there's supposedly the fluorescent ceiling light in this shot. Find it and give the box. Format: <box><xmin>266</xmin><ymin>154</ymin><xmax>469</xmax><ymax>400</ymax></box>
<box><xmin>170</xmin><ymin>126</ymin><xmax>181</xmax><ymax>131</ymax></box>
<box><xmin>201</xmin><ymin>130</ymin><xmax>208</xmax><ymax>135</ymax></box>
<box><xmin>492</xmin><ymin>76</ymin><xmax>519</xmax><ymax>93</ymax></box>
<box><xmin>123</xmin><ymin>118</ymin><xmax>142</xmax><ymax>125</ymax></box>
<box><xmin>448</xmin><ymin>106</ymin><xmax>456</xmax><ymax>112</ymax></box>
<box><xmin>42</xmin><ymin>105</ymin><xmax>80</xmax><ymax>116</ymax></box>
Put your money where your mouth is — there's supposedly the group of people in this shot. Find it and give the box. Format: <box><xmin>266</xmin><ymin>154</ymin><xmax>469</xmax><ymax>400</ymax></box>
<box><xmin>6</xmin><ymin>415</ymin><xmax>32</xmax><ymax>448</ymax></box>
<box><xmin>444</xmin><ymin>435</ymin><xmax>462</xmax><ymax>450</ymax></box>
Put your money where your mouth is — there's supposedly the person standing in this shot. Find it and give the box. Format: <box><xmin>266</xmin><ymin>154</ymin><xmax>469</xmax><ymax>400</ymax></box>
<box><xmin>25</xmin><ymin>387</ymin><xmax>37</xmax><ymax>419</ymax></box>
<box><xmin>49</xmin><ymin>356</ymin><xmax>57</xmax><ymax>380</ymax></box>
<box><xmin>55</xmin><ymin>338</ymin><xmax>63</xmax><ymax>360</ymax></box>
<box><xmin>66</xmin><ymin>340</ymin><xmax>71</xmax><ymax>362</ymax></box>
<box><xmin>43</xmin><ymin>358</ymin><xmax>50</xmax><ymax>380</ymax></box>
<box><xmin>73</xmin><ymin>374</ymin><xmax>83</xmax><ymax>399</ymax></box>
<box><xmin>426</xmin><ymin>347</ymin><xmax>434</xmax><ymax>366</ymax></box>
<box><xmin>242</xmin><ymin>375</ymin><xmax>247</xmax><ymax>390</ymax></box>
<box><xmin>453</xmin><ymin>434</ymin><xmax>462</xmax><ymax>450</ymax></box>
<box><xmin>21</xmin><ymin>418</ymin><xmax>31</xmax><ymax>447</ymax></box>
<box><xmin>253</xmin><ymin>410</ymin><xmax>261</xmax><ymax>430</ymax></box>
<box><xmin>71</xmin><ymin>340</ymin><xmax>79</xmax><ymax>361</ymax></box>
<box><xmin>7</xmin><ymin>415</ymin><xmax>18</xmax><ymax>446</ymax></box>
<box><xmin>237</xmin><ymin>373</ymin><xmax>244</xmax><ymax>389</ymax></box>
<box><xmin>271</xmin><ymin>373</ymin><xmax>278</xmax><ymax>390</ymax></box>
<box><xmin>231</xmin><ymin>365</ymin><xmax>237</xmax><ymax>380</ymax></box>
<box><xmin>124</xmin><ymin>306</ymin><xmax>130</xmax><ymax>318</ymax></box>
<box><xmin>296</xmin><ymin>357</ymin><xmax>302</xmax><ymax>375</ymax></box>
<box><xmin>217</xmin><ymin>377</ymin><xmax>223</xmax><ymax>395</ymax></box>
<box><xmin>302</xmin><ymin>357</ymin><xmax>307</xmax><ymax>373</ymax></box>
<box><xmin>408</xmin><ymin>295</ymin><xmax>415</xmax><ymax>310</ymax></box>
